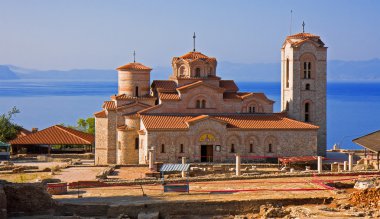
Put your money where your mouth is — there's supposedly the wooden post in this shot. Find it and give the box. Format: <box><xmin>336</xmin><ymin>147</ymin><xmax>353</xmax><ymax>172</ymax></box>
<box><xmin>236</xmin><ymin>153</ymin><xmax>241</xmax><ymax>176</ymax></box>
<box><xmin>182</xmin><ymin>157</ymin><xmax>186</xmax><ymax>178</ymax></box>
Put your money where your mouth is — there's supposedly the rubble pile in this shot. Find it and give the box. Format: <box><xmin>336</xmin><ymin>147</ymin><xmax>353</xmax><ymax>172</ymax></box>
<box><xmin>259</xmin><ymin>204</ymin><xmax>290</xmax><ymax>218</ymax></box>
<box><xmin>349</xmin><ymin>188</ymin><xmax>380</xmax><ymax>208</ymax></box>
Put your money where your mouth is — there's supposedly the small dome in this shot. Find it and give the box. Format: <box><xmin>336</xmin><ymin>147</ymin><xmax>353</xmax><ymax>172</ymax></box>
<box><xmin>116</xmin><ymin>62</ymin><xmax>152</xmax><ymax>71</ymax></box>
<box><xmin>180</xmin><ymin>51</ymin><xmax>210</xmax><ymax>60</ymax></box>
<box><xmin>286</xmin><ymin>32</ymin><xmax>320</xmax><ymax>40</ymax></box>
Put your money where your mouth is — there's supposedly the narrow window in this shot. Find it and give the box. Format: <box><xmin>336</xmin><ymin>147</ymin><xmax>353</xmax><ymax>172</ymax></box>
<box><xmin>286</xmin><ymin>58</ymin><xmax>289</xmax><ymax>88</ymax></box>
<box><xmin>135</xmin><ymin>138</ymin><xmax>139</xmax><ymax>150</ymax></box>
<box><xmin>305</xmin><ymin>102</ymin><xmax>310</xmax><ymax>122</ymax></box>
<box><xmin>196</xmin><ymin>100</ymin><xmax>201</xmax><ymax>108</ymax></box>
<box><xmin>303</xmin><ymin>62</ymin><xmax>307</xmax><ymax>79</ymax></box>
<box><xmin>201</xmin><ymin>100</ymin><xmax>206</xmax><ymax>108</ymax></box>
<box><xmin>268</xmin><ymin>143</ymin><xmax>273</xmax><ymax>153</ymax></box>
<box><xmin>180</xmin><ymin>144</ymin><xmax>184</xmax><ymax>153</ymax></box>
<box><xmin>307</xmin><ymin>62</ymin><xmax>311</xmax><ymax>78</ymax></box>
<box><xmin>230</xmin><ymin>144</ymin><xmax>235</xmax><ymax>153</ymax></box>
<box><xmin>248</xmin><ymin>106</ymin><xmax>256</xmax><ymax>113</ymax></box>
<box><xmin>161</xmin><ymin>144</ymin><xmax>165</xmax><ymax>153</ymax></box>
<box><xmin>305</xmin><ymin>83</ymin><xmax>310</xmax><ymax>90</ymax></box>
<box><xmin>195</xmin><ymin>68</ymin><xmax>201</xmax><ymax>77</ymax></box>
<box><xmin>249</xmin><ymin>143</ymin><xmax>253</xmax><ymax>153</ymax></box>
<box><xmin>135</xmin><ymin>86</ymin><xmax>139</xmax><ymax>97</ymax></box>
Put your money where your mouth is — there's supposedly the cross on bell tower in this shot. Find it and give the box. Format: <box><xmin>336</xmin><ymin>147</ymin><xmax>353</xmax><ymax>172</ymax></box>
<box><xmin>193</xmin><ymin>32</ymin><xmax>196</xmax><ymax>52</ymax></box>
<box><xmin>302</xmin><ymin>21</ymin><xmax>305</xmax><ymax>33</ymax></box>
<box><xmin>133</xmin><ymin>50</ymin><xmax>136</xmax><ymax>63</ymax></box>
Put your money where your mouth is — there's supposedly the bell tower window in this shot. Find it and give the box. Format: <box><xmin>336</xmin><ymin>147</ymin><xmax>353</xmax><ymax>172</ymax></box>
<box><xmin>304</xmin><ymin>102</ymin><xmax>310</xmax><ymax>122</ymax></box>
<box><xmin>305</xmin><ymin>83</ymin><xmax>310</xmax><ymax>90</ymax></box>
<box><xmin>303</xmin><ymin>62</ymin><xmax>311</xmax><ymax>79</ymax></box>
<box><xmin>286</xmin><ymin>58</ymin><xmax>290</xmax><ymax>88</ymax></box>
<box><xmin>195</xmin><ymin>68</ymin><xmax>201</xmax><ymax>77</ymax></box>
<box><xmin>196</xmin><ymin>100</ymin><xmax>201</xmax><ymax>108</ymax></box>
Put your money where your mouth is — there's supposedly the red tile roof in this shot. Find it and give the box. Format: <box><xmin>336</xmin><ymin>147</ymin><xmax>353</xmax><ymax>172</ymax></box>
<box><xmin>102</xmin><ymin>101</ymin><xmax>116</xmax><ymax>110</ymax></box>
<box><xmin>287</xmin><ymin>32</ymin><xmax>320</xmax><ymax>39</ymax></box>
<box><xmin>116</xmin><ymin>62</ymin><xmax>152</xmax><ymax>71</ymax></box>
<box><xmin>223</xmin><ymin>92</ymin><xmax>274</xmax><ymax>103</ymax></box>
<box><xmin>112</xmin><ymin>94</ymin><xmax>156</xmax><ymax>100</ymax></box>
<box><xmin>177</xmin><ymin>81</ymin><xmax>224</xmax><ymax>92</ymax></box>
<box><xmin>151</xmin><ymin>80</ymin><xmax>178</xmax><ymax>91</ymax></box>
<box><xmin>9</xmin><ymin>125</ymin><xmax>94</xmax><ymax>145</ymax></box>
<box><xmin>180</xmin><ymin>51</ymin><xmax>209</xmax><ymax>59</ymax></box>
<box><xmin>140</xmin><ymin>114</ymin><xmax>318</xmax><ymax>130</ymax></box>
<box><xmin>219</xmin><ymin>80</ymin><xmax>239</xmax><ymax>92</ymax></box>
<box><xmin>158</xmin><ymin>92</ymin><xmax>181</xmax><ymax>100</ymax></box>
<box><xmin>94</xmin><ymin>110</ymin><xmax>107</xmax><ymax>118</ymax></box>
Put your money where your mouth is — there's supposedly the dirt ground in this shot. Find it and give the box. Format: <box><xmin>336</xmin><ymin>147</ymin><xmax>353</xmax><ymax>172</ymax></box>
<box><xmin>54</xmin><ymin>175</ymin><xmax>350</xmax><ymax>205</ymax></box>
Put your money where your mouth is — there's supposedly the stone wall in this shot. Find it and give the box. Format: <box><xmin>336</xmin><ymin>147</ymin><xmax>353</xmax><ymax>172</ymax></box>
<box><xmin>144</xmin><ymin>118</ymin><xmax>317</xmax><ymax>164</ymax></box>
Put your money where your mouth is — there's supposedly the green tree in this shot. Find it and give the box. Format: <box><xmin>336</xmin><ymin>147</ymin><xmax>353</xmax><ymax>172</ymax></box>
<box><xmin>0</xmin><ymin>107</ymin><xmax>22</xmax><ymax>142</ymax></box>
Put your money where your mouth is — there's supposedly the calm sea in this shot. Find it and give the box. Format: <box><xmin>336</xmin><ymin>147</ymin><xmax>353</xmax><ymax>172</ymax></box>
<box><xmin>1</xmin><ymin>79</ymin><xmax>380</xmax><ymax>150</ymax></box>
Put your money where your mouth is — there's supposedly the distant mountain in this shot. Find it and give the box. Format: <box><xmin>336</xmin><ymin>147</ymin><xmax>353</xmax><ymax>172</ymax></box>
<box><xmin>328</xmin><ymin>59</ymin><xmax>380</xmax><ymax>81</ymax></box>
<box><xmin>0</xmin><ymin>65</ymin><xmax>19</xmax><ymax>80</ymax></box>
<box><xmin>2</xmin><ymin>58</ymin><xmax>380</xmax><ymax>82</ymax></box>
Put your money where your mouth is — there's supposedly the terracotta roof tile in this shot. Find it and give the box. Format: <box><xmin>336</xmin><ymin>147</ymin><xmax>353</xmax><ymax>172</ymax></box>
<box><xmin>102</xmin><ymin>101</ymin><xmax>116</xmax><ymax>110</ymax></box>
<box><xmin>158</xmin><ymin>92</ymin><xmax>181</xmax><ymax>100</ymax></box>
<box><xmin>116</xmin><ymin>62</ymin><xmax>152</xmax><ymax>71</ymax></box>
<box><xmin>140</xmin><ymin>114</ymin><xmax>318</xmax><ymax>130</ymax></box>
<box><xmin>287</xmin><ymin>32</ymin><xmax>320</xmax><ymax>39</ymax></box>
<box><xmin>219</xmin><ymin>80</ymin><xmax>239</xmax><ymax>92</ymax></box>
<box><xmin>151</xmin><ymin>80</ymin><xmax>178</xmax><ymax>91</ymax></box>
<box><xmin>180</xmin><ymin>51</ymin><xmax>209</xmax><ymax>59</ymax></box>
<box><xmin>113</xmin><ymin>94</ymin><xmax>156</xmax><ymax>100</ymax></box>
<box><xmin>94</xmin><ymin>110</ymin><xmax>107</xmax><ymax>118</ymax></box>
<box><xmin>9</xmin><ymin>125</ymin><xmax>94</xmax><ymax>145</ymax></box>
<box><xmin>177</xmin><ymin>81</ymin><xmax>224</xmax><ymax>92</ymax></box>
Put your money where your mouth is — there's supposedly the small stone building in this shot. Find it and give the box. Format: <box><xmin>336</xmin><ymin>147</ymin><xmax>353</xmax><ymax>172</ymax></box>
<box><xmin>94</xmin><ymin>31</ymin><xmax>327</xmax><ymax>165</ymax></box>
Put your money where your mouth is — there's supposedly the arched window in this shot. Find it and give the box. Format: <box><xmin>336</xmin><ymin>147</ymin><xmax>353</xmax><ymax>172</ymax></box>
<box><xmin>249</xmin><ymin>143</ymin><xmax>254</xmax><ymax>153</ymax></box>
<box><xmin>195</xmin><ymin>68</ymin><xmax>201</xmax><ymax>77</ymax></box>
<box><xmin>196</xmin><ymin>100</ymin><xmax>201</xmax><ymax>108</ymax></box>
<box><xmin>305</xmin><ymin>83</ymin><xmax>310</xmax><ymax>90</ymax></box>
<box><xmin>161</xmin><ymin>144</ymin><xmax>165</xmax><ymax>153</ymax></box>
<box><xmin>230</xmin><ymin>144</ymin><xmax>235</xmax><ymax>153</ymax></box>
<box><xmin>135</xmin><ymin>86</ymin><xmax>139</xmax><ymax>97</ymax></box>
<box><xmin>135</xmin><ymin>138</ymin><xmax>139</xmax><ymax>150</ymax></box>
<box><xmin>286</xmin><ymin>58</ymin><xmax>290</xmax><ymax>88</ymax></box>
<box><xmin>248</xmin><ymin>106</ymin><xmax>256</xmax><ymax>113</ymax></box>
<box><xmin>305</xmin><ymin>102</ymin><xmax>310</xmax><ymax>122</ymax></box>
<box><xmin>268</xmin><ymin>143</ymin><xmax>273</xmax><ymax>153</ymax></box>
<box><xmin>303</xmin><ymin>62</ymin><xmax>311</xmax><ymax>79</ymax></box>
<box><xmin>180</xmin><ymin>144</ymin><xmax>184</xmax><ymax>153</ymax></box>
<box><xmin>201</xmin><ymin>100</ymin><xmax>206</xmax><ymax>108</ymax></box>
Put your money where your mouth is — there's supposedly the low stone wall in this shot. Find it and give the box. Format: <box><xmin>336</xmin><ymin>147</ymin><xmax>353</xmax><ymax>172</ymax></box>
<box><xmin>2</xmin><ymin>183</ymin><xmax>56</xmax><ymax>215</ymax></box>
<box><xmin>55</xmin><ymin>197</ymin><xmax>333</xmax><ymax>217</ymax></box>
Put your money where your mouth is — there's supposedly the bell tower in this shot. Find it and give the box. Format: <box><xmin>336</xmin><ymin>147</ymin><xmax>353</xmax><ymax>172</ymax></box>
<box><xmin>281</xmin><ymin>28</ymin><xmax>327</xmax><ymax>156</ymax></box>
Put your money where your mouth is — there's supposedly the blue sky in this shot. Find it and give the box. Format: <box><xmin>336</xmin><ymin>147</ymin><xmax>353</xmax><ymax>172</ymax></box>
<box><xmin>0</xmin><ymin>0</ymin><xmax>379</xmax><ymax>70</ymax></box>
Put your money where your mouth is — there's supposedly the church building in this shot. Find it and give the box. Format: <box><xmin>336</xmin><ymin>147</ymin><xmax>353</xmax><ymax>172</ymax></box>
<box><xmin>94</xmin><ymin>31</ymin><xmax>327</xmax><ymax>165</ymax></box>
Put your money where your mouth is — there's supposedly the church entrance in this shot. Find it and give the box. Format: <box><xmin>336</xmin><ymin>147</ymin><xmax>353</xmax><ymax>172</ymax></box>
<box><xmin>201</xmin><ymin>145</ymin><xmax>213</xmax><ymax>162</ymax></box>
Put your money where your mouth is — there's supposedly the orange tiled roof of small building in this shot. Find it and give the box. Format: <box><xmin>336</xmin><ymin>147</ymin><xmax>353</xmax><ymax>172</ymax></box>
<box><xmin>9</xmin><ymin>125</ymin><xmax>94</xmax><ymax>145</ymax></box>
<box><xmin>94</xmin><ymin>110</ymin><xmax>107</xmax><ymax>118</ymax></box>
<box><xmin>116</xmin><ymin>62</ymin><xmax>152</xmax><ymax>71</ymax></box>
<box><xmin>219</xmin><ymin>80</ymin><xmax>239</xmax><ymax>92</ymax></box>
<box><xmin>287</xmin><ymin>32</ymin><xmax>320</xmax><ymax>39</ymax></box>
<box><xmin>151</xmin><ymin>80</ymin><xmax>178</xmax><ymax>91</ymax></box>
<box><xmin>102</xmin><ymin>101</ymin><xmax>116</xmax><ymax>110</ymax></box>
<box><xmin>158</xmin><ymin>92</ymin><xmax>181</xmax><ymax>100</ymax></box>
<box><xmin>140</xmin><ymin>114</ymin><xmax>318</xmax><ymax>130</ymax></box>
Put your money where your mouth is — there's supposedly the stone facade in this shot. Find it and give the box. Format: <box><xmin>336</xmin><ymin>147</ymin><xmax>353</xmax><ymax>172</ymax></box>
<box><xmin>95</xmin><ymin>32</ymin><xmax>326</xmax><ymax>165</ymax></box>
